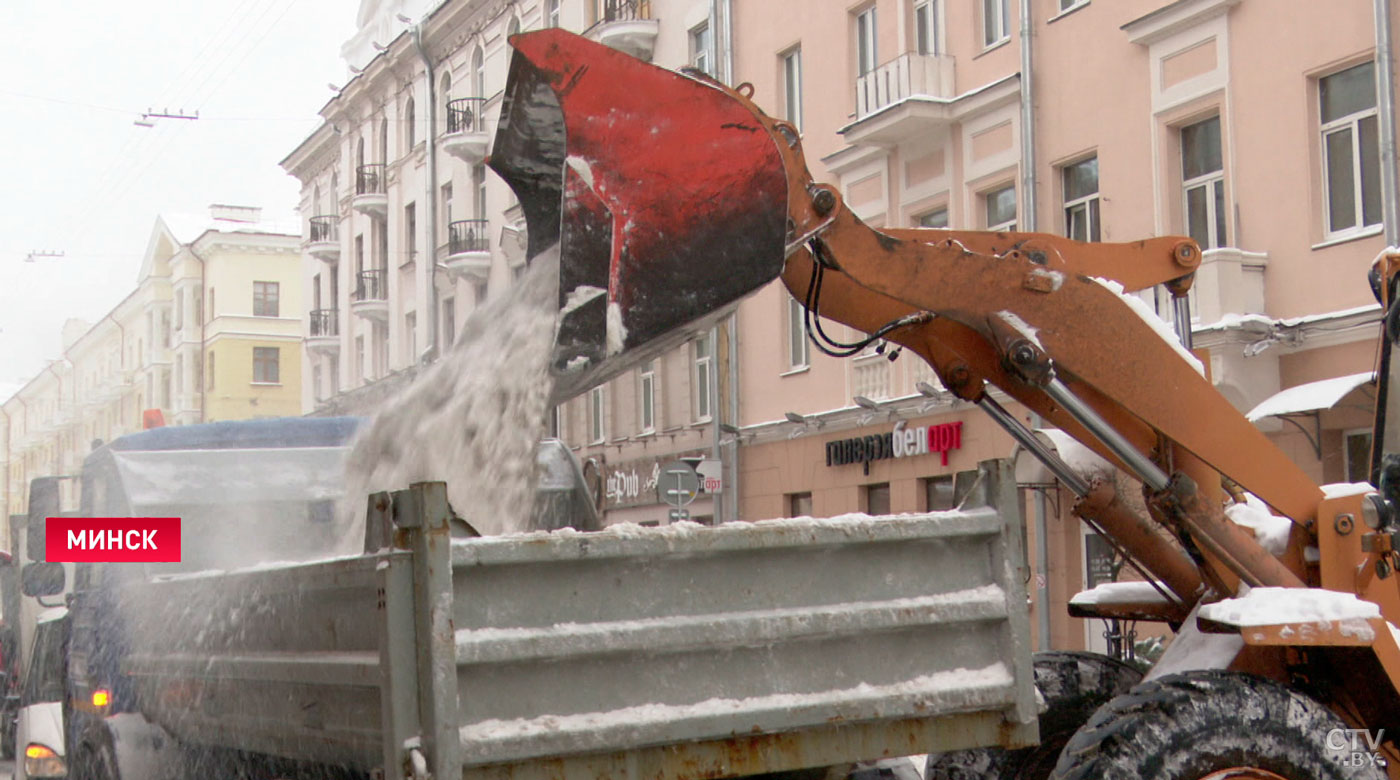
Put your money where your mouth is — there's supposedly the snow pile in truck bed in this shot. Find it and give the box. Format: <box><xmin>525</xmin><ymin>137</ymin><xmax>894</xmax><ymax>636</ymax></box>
<box><xmin>459</xmin><ymin>662</ymin><xmax>1013</xmax><ymax>745</ymax></box>
<box><xmin>1198</xmin><ymin>587</ymin><xmax>1380</xmax><ymax>633</ymax></box>
<box><xmin>342</xmin><ymin>246</ymin><xmax>561</xmax><ymax>538</ymax></box>
<box><xmin>1224</xmin><ymin>492</ymin><xmax>1295</xmax><ymax>556</ymax></box>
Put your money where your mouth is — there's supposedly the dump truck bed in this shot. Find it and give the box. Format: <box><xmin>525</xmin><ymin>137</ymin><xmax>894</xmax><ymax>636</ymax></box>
<box><xmin>117</xmin><ymin>460</ymin><xmax>1035</xmax><ymax>780</ymax></box>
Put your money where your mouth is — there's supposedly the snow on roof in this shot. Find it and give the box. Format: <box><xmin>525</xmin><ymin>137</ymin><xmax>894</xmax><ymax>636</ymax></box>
<box><xmin>1198</xmin><ymin>587</ymin><xmax>1380</xmax><ymax>630</ymax></box>
<box><xmin>1245</xmin><ymin>372</ymin><xmax>1375</xmax><ymax>422</ymax></box>
<box><xmin>161</xmin><ymin>208</ymin><xmax>300</xmax><ymax>245</ymax></box>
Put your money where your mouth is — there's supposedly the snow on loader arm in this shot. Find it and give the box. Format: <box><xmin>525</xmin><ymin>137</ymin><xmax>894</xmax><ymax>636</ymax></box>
<box><xmin>494</xmin><ymin>26</ymin><xmax>1400</xmax><ymax>780</ymax></box>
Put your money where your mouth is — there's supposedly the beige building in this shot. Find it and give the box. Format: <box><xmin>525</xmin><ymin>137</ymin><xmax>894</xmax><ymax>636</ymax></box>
<box><xmin>284</xmin><ymin>0</ymin><xmax>735</xmax><ymax>523</ymax></box>
<box><xmin>718</xmin><ymin>0</ymin><xmax>1396</xmax><ymax>653</ymax></box>
<box><xmin>0</xmin><ymin>206</ymin><xmax>303</xmax><ymax>517</ymax></box>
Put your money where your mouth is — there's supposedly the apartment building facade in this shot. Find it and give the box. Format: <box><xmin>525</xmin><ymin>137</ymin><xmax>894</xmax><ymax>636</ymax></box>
<box><xmin>284</xmin><ymin>0</ymin><xmax>734</xmax><ymax>525</ymax></box>
<box><xmin>719</xmin><ymin>0</ymin><xmax>1397</xmax><ymax>652</ymax></box>
<box><xmin>0</xmin><ymin>208</ymin><xmax>302</xmax><ymax>517</ymax></box>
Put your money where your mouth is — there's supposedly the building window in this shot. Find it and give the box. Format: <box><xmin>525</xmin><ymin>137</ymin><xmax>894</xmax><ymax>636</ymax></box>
<box><xmin>590</xmin><ymin>385</ymin><xmax>606</xmax><ymax>443</ymax></box>
<box><xmin>915</xmin><ymin>0</ymin><xmax>941</xmax><ymax>56</ymax></box>
<box><xmin>787</xmin><ymin>491</ymin><xmax>813</xmax><ymax>517</ymax></box>
<box><xmin>924</xmin><ymin>475</ymin><xmax>955</xmax><ymax>510</ymax></box>
<box><xmin>404</xmin><ymin>97</ymin><xmax>416</xmax><ymax>150</ymax></box>
<box><xmin>253</xmin><ymin>347</ymin><xmax>280</xmax><ymax>384</ymax></box>
<box><xmin>1320</xmin><ymin>62</ymin><xmax>1381</xmax><ymax>237</ymax></box>
<box><xmin>174</xmin><ymin>295</ymin><xmax>183</xmax><ymax>330</ymax></box>
<box><xmin>639</xmin><ymin>361</ymin><xmax>656</xmax><ymax>434</ymax></box>
<box><xmin>472</xmin><ymin>46</ymin><xmax>486</xmax><ymax>99</ymax></box>
<box><xmin>355</xmin><ymin>336</ymin><xmax>365</xmax><ymax>382</ymax></box>
<box><xmin>1346</xmin><ymin>429</ymin><xmax>1373</xmax><ymax>483</ymax></box>
<box><xmin>694</xmin><ymin>333</ymin><xmax>713</xmax><ymax>421</ymax></box>
<box><xmin>545</xmin><ymin>0</ymin><xmax>560</xmax><ymax>27</ymax></box>
<box><xmin>404</xmin><ymin>202</ymin><xmax>417</xmax><ymax>265</ymax></box>
<box><xmin>787</xmin><ymin>297</ymin><xmax>809</xmax><ymax>369</ymax></box>
<box><xmin>473</xmin><ymin>164</ymin><xmax>487</xmax><ymax>220</ymax></box>
<box><xmin>917</xmin><ymin>208</ymin><xmax>949</xmax><ymax>228</ymax></box>
<box><xmin>1059</xmin><ymin>0</ymin><xmax>1087</xmax><ymax>12</ymax></box>
<box><xmin>855</xmin><ymin>5</ymin><xmax>877</xmax><ymax>77</ymax></box>
<box><xmin>440</xmin><ymin>72</ymin><xmax>452</xmax><ymax>133</ymax></box>
<box><xmin>984</xmin><ymin>184</ymin><xmax>1017</xmax><ymax>231</ymax></box>
<box><xmin>405</xmin><ymin>312</ymin><xmax>417</xmax><ymax>362</ymax></box>
<box><xmin>983</xmin><ymin>0</ymin><xmax>1010</xmax><ymax>47</ymax></box>
<box><xmin>782</xmin><ymin>47</ymin><xmax>803</xmax><ymax>133</ymax></box>
<box><xmin>206</xmin><ymin>351</ymin><xmax>214</xmax><ymax>391</ymax></box>
<box><xmin>1063</xmin><ymin>156</ymin><xmax>1100</xmax><ymax>242</ymax></box>
<box><xmin>373</xmin><ymin>322</ymin><xmax>389</xmax><ymax>377</ymax></box>
<box><xmin>1182</xmin><ymin>116</ymin><xmax>1226</xmax><ymax>249</ymax></box>
<box><xmin>691</xmin><ymin>22</ymin><xmax>711</xmax><ymax>74</ymax></box>
<box><xmin>864</xmin><ymin>482</ymin><xmax>891</xmax><ymax>515</ymax></box>
<box><xmin>441</xmin><ymin>183</ymin><xmax>454</xmax><ymax>232</ymax></box>
<box><xmin>254</xmin><ymin>281</ymin><xmax>279</xmax><ymax>317</ymax></box>
<box><xmin>442</xmin><ymin>297</ymin><xmax>456</xmax><ymax>348</ymax></box>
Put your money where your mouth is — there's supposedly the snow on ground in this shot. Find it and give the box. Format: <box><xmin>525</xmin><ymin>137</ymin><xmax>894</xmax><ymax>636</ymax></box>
<box><xmin>1224</xmin><ymin>493</ymin><xmax>1294</xmax><ymax>556</ymax></box>
<box><xmin>1199</xmin><ymin>587</ymin><xmax>1380</xmax><ymax>630</ymax></box>
<box><xmin>1069</xmin><ymin>580</ymin><xmax>1170</xmax><ymax>606</ymax></box>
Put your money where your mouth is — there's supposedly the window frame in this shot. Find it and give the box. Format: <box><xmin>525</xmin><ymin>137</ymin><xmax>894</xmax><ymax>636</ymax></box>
<box><xmin>916</xmin><ymin>207</ymin><xmax>949</xmax><ymax>228</ymax></box>
<box><xmin>404</xmin><ymin>96</ymin><xmax>416</xmax><ymax>151</ymax></box>
<box><xmin>787</xmin><ymin>296</ymin><xmax>810</xmax><ymax>370</ymax></box>
<box><xmin>1319</xmin><ymin>62</ymin><xmax>1381</xmax><ymax>239</ymax></box>
<box><xmin>693</xmin><ymin>332</ymin><xmax>714</xmax><ymax>422</ymax></box>
<box><xmin>983</xmin><ymin>183</ymin><xmax>1017</xmax><ymax>231</ymax></box>
<box><xmin>639</xmin><ymin>360</ymin><xmax>656</xmax><ymax>434</ymax></box>
<box><xmin>691</xmin><ymin>22</ymin><xmax>712</xmax><ymax>74</ymax></box>
<box><xmin>545</xmin><ymin>0</ymin><xmax>560</xmax><ymax>27</ymax></box>
<box><xmin>1180</xmin><ymin>115</ymin><xmax>1227</xmax><ymax>250</ymax></box>
<box><xmin>252</xmin><ymin>346</ymin><xmax>280</xmax><ymax>385</ymax></box>
<box><xmin>1062</xmin><ymin>156</ymin><xmax>1101</xmax><ymax>243</ymax></box>
<box><xmin>590</xmin><ymin>385</ymin><xmax>606</xmax><ymax>444</ymax></box>
<box><xmin>253</xmin><ymin>281</ymin><xmax>280</xmax><ymax>318</ymax></box>
<box><xmin>782</xmin><ymin>46</ymin><xmax>803</xmax><ymax>133</ymax></box>
<box><xmin>914</xmin><ymin>0</ymin><xmax>942</xmax><ymax>56</ymax></box>
<box><xmin>982</xmin><ymin>0</ymin><xmax>1010</xmax><ymax>48</ymax></box>
<box><xmin>855</xmin><ymin>5</ymin><xmax>877</xmax><ymax>77</ymax></box>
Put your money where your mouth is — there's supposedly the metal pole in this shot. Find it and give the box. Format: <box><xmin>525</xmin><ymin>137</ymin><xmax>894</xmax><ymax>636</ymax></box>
<box><xmin>1376</xmin><ymin>0</ymin><xmax>1400</xmax><ymax>245</ymax></box>
<box><xmin>1043</xmin><ymin>378</ymin><xmax>1171</xmax><ymax>491</ymax></box>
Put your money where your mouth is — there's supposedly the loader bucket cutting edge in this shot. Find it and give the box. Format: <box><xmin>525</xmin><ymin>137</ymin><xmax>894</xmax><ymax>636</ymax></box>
<box><xmin>489</xmin><ymin>29</ymin><xmax>789</xmax><ymax>398</ymax></box>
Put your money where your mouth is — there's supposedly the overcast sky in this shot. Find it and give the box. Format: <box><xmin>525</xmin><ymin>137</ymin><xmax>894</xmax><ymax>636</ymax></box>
<box><xmin>0</xmin><ymin>0</ymin><xmax>357</xmax><ymax>398</ymax></box>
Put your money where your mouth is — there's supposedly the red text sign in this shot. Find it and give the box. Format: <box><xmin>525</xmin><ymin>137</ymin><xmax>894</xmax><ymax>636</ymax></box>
<box><xmin>46</xmin><ymin>518</ymin><xmax>182</xmax><ymax>563</ymax></box>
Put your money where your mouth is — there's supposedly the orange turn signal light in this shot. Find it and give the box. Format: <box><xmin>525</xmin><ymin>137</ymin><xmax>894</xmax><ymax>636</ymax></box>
<box><xmin>25</xmin><ymin>744</ymin><xmax>56</xmax><ymax>759</ymax></box>
<box><xmin>92</xmin><ymin>689</ymin><xmax>111</xmax><ymax>708</ymax></box>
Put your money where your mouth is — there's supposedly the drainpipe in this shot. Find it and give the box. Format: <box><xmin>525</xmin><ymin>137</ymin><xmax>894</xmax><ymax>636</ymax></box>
<box><xmin>726</xmin><ymin>312</ymin><xmax>739</xmax><ymax>521</ymax></box>
<box><xmin>187</xmin><ymin>244</ymin><xmax>208</xmax><ymax>423</ymax></box>
<box><xmin>1018</xmin><ymin>0</ymin><xmax>1051</xmax><ymax>652</ymax></box>
<box><xmin>412</xmin><ymin>23</ymin><xmax>441</xmax><ymax>365</ymax></box>
<box><xmin>720</xmin><ymin>0</ymin><xmax>733</xmax><ymax>84</ymax></box>
<box><xmin>1377</xmin><ymin>0</ymin><xmax>1399</xmax><ymax>245</ymax></box>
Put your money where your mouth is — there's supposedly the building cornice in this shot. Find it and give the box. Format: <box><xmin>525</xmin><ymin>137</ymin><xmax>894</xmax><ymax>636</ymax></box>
<box><xmin>1121</xmin><ymin>0</ymin><xmax>1241</xmax><ymax>46</ymax></box>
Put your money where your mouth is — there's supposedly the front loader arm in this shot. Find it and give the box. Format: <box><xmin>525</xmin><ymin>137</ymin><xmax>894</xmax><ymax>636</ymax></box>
<box><xmin>491</xmin><ymin>29</ymin><xmax>1319</xmax><ymax>604</ymax></box>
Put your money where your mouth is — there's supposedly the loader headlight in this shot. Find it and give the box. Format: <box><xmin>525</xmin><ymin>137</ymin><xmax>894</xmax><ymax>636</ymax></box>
<box><xmin>24</xmin><ymin>743</ymin><xmax>66</xmax><ymax>777</ymax></box>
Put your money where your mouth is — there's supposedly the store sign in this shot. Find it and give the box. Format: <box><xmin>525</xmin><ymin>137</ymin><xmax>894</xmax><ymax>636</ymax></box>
<box><xmin>826</xmin><ymin>421</ymin><xmax>963</xmax><ymax>468</ymax></box>
<box><xmin>603</xmin><ymin>452</ymin><xmax>712</xmax><ymax>509</ymax></box>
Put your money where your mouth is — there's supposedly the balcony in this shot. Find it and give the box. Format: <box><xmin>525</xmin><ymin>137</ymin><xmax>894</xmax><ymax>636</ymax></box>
<box><xmin>843</xmin><ymin>52</ymin><xmax>959</xmax><ymax>147</ymax></box>
<box><xmin>351</xmin><ymin>269</ymin><xmax>389</xmax><ymax>321</ymax></box>
<box><xmin>441</xmin><ymin>98</ymin><xmax>491</xmax><ymax>162</ymax></box>
<box><xmin>584</xmin><ymin>0</ymin><xmax>658</xmax><ymax>61</ymax></box>
<box><xmin>439</xmin><ymin>220</ymin><xmax>492</xmax><ymax>280</ymax></box>
<box><xmin>305</xmin><ymin>215</ymin><xmax>341</xmax><ymax>262</ymax></box>
<box><xmin>307</xmin><ymin>309</ymin><xmax>341</xmax><ymax>354</ymax></box>
<box><xmin>352</xmin><ymin>164</ymin><xmax>388</xmax><ymax>220</ymax></box>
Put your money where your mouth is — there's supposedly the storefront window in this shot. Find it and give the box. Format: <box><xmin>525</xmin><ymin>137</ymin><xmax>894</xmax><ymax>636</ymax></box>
<box><xmin>864</xmin><ymin>482</ymin><xmax>891</xmax><ymax>515</ymax></box>
<box><xmin>787</xmin><ymin>492</ymin><xmax>812</xmax><ymax>517</ymax></box>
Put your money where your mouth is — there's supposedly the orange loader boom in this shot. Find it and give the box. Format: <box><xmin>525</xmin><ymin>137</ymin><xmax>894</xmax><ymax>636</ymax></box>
<box><xmin>491</xmin><ymin>28</ymin><xmax>1400</xmax><ymax>776</ymax></box>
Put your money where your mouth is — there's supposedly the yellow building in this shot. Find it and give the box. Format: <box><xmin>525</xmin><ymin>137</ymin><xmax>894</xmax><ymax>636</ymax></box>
<box><xmin>0</xmin><ymin>206</ymin><xmax>303</xmax><ymax>517</ymax></box>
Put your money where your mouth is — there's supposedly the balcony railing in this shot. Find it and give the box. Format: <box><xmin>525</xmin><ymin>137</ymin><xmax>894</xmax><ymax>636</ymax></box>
<box><xmin>308</xmin><ymin>215</ymin><xmax>339</xmax><ymax>243</ymax></box>
<box><xmin>446</xmin><ymin>98</ymin><xmax>487</xmax><ymax>135</ymax></box>
<box><xmin>597</xmin><ymin>0</ymin><xmax>651</xmax><ymax>22</ymax></box>
<box><xmin>356</xmin><ymin>164</ymin><xmax>386</xmax><ymax>196</ymax></box>
<box><xmin>443</xmin><ymin>219</ymin><xmax>490</xmax><ymax>256</ymax></box>
<box><xmin>353</xmin><ymin>269</ymin><xmax>387</xmax><ymax>302</ymax></box>
<box><xmin>309</xmin><ymin>308</ymin><xmax>339</xmax><ymax>337</ymax></box>
<box><xmin>855</xmin><ymin>52</ymin><xmax>955</xmax><ymax>120</ymax></box>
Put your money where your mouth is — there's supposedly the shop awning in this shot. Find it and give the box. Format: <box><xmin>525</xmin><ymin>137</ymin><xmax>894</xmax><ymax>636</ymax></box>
<box><xmin>1245</xmin><ymin>372</ymin><xmax>1375</xmax><ymax>422</ymax></box>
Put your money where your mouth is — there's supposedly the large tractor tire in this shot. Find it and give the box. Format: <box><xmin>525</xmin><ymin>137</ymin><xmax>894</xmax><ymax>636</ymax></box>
<box><xmin>924</xmin><ymin>651</ymin><xmax>1142</xmax><ymax>780</ymax></box>
<box><xmin>1049</xmin><ymin>669</ymin><xmax>1388</xmax><ymax>780</ymax></box>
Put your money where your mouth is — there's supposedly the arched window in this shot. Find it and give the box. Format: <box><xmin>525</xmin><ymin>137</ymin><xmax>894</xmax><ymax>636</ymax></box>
<box><xmin>355</xmin><ymin>137</ymin><xmax>365</xmax><ymax>171</ymax></box>
<box><xmin>472</xmin><ymin>46</ymin><xmax>485</xmax><ymax>99</ymax></box>
<box><xmin>404</xmin><ymin>97</ymin><xmax>416</xmax><ymax>149</ymax></box>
